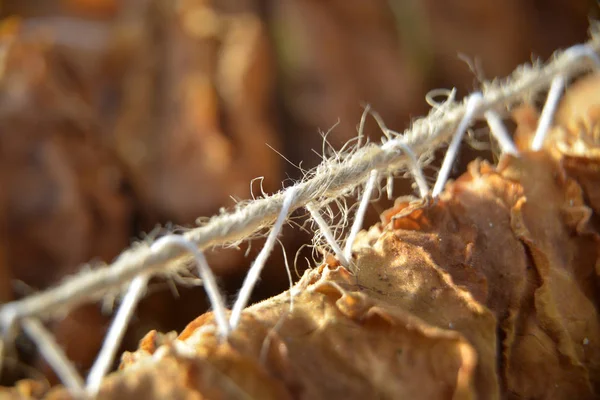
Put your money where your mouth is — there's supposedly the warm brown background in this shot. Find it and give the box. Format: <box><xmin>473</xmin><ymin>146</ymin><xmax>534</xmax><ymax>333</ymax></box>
<box><xmin>0</xmin><ymin>0</ymin><xmax>596</xmax><ymax>387</ymax></box>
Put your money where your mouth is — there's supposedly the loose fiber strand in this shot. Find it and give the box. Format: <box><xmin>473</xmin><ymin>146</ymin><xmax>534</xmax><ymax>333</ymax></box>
<box><xmin>531</xmin><ymin>75</ymin><xmax>565</xmax><ymax>151</ymax></box>
<box><xmin>21</xmin><ymin>318</ymin><xmax>85</xmax><ymax>398</ymax></box>
<box><xmin>230</xmin><ymin>186</ymin><xmax>298</xmax><ymax>330</ymax></box>
<box><xmin>86</xmin><ymin>274</ymin><xmax>150</xmax><ymax>396</ymax></box>
<box><xmin>432</xmin><ymin>93</ymin><xmax>483</xmax><ymax>197</ymax></box>
<box><xmin>306</xmin><ymin>202</ymin><xmax>350</xmax><ymax>267</ymax></box>
<box><xmin>484</xmin><ymin>110</ymin><xmax>519</xmax><ymax>155</ymax></box>
<box><xmin>151</xmin><ymin>235</ymin><xmax>230</xmax><ymax>338</ymax></box>
<box><xmin>344</xmin><ymin>170</ymin><xmax>378</xmax><ymax>265</ymax></box>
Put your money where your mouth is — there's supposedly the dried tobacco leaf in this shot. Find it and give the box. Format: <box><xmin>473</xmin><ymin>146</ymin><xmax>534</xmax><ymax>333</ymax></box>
<box><xmin>503</xmin><ymin>153</ymin><xmax>600</xmax><ymax>398</ymax></box>
<box><xmin>69</xmin><ymin>139</ymin><xmax>600</xmax><ymax>399</ymax></box>
<box><xmin>354</xmin><ymin>149</ymin><xmax>600</xmax><ymax>398</ymax></box>
<box><xmin>549</xmin><ymin>72</ymin><xmax>600</xmax><ymax>215</ymax></box>
<box><xmin>45</xmin><ymin>266</ymin><xmax>477</xmax><ymax>400</ymax></box>
<box><xmin>0</xmin><ymin>379</ymin><xmax>49</xmax><ymax>399</ymax></box>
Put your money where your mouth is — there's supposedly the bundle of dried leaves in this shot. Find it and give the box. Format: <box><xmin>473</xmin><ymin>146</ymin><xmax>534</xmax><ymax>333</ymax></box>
<box><xmin>1</xmin><ymin>1</ymin><xmax>599</xmax><ymax>398</ymax></box>
<box><xmin>8</xmin><ymin>72</ymin><xmax>597</xmax><ymax>400</ymax></box>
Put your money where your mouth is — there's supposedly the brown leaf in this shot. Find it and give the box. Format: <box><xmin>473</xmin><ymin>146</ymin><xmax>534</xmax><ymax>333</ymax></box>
<box><xmin>77</xmin><ymin>265</ymin><xmax>479</xmax><ymax>400</ymax></box>
<box><xmin>355</xmin><ymin>148</ymin><xmax>600</xmax><ymax>398</ymax></box>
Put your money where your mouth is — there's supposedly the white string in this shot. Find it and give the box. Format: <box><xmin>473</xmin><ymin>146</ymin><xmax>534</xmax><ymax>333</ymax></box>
<box><xmin>344</xmin><ymin>170</ymin><xmax>378</xmax><ymax>265</ymax></box>
<box><xmin>21</xmin><ymin>318</ymin><xmax>85</xmax><ymax>398</ymax></box>
<box><xmin>562</xmin><ymin>43</ymin><xmax>600</xmax><ymax>67</ymax></box>
<box><xmin>357</xmin><ymin>104</ymin><xmax>371</xmax><ymax>147</ymax></box>
<box><xmin>383</xmin><ymin>139</ymin><xmax>429</xmax><ymax>198</ymax></box>
<box><xmin>229</xmin><ymin>187</ymin><xmax>298</xmax><ymax>330</ymax></box>
<box><xmin>86</xmin><ymin>274</ymin><xmax>149</xmax><ymax>395</ymax></box>
<box><xmin>432</xmin><ymin>93</ymin><xmax>483</xmax><ymax>197</ymax></box>
<box><xmin>276</xmin><ymin>238</ymin><xmax>295</xmax><ymax>311</ymax></box>
<box><xmin>373</xmin><ymin>112</ymin><xmax>429</xmax><ymax>198</ymax></box>
<box><xmin>484</xmin><ymin>110</ymin><xmax>519</xmax><ymax>155</ymax></box>
<box><xmin>150</xmin><ymin>235</ymin><xmax>230</xmax><ymax>338</ymax></box>
<box><xmin>305</xmin><ymin>202</ymin><xmax>350</xmax><ymax>267</ymax></box>
<box><xmin>386</xmin><ymin>175</ymin><xmax>394</xmax><ymax>200</ymax></box>
<box><xmin>531</xmin><ymin>75</ymin><xmax>565</xmax><ymax>151</ymax></box>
